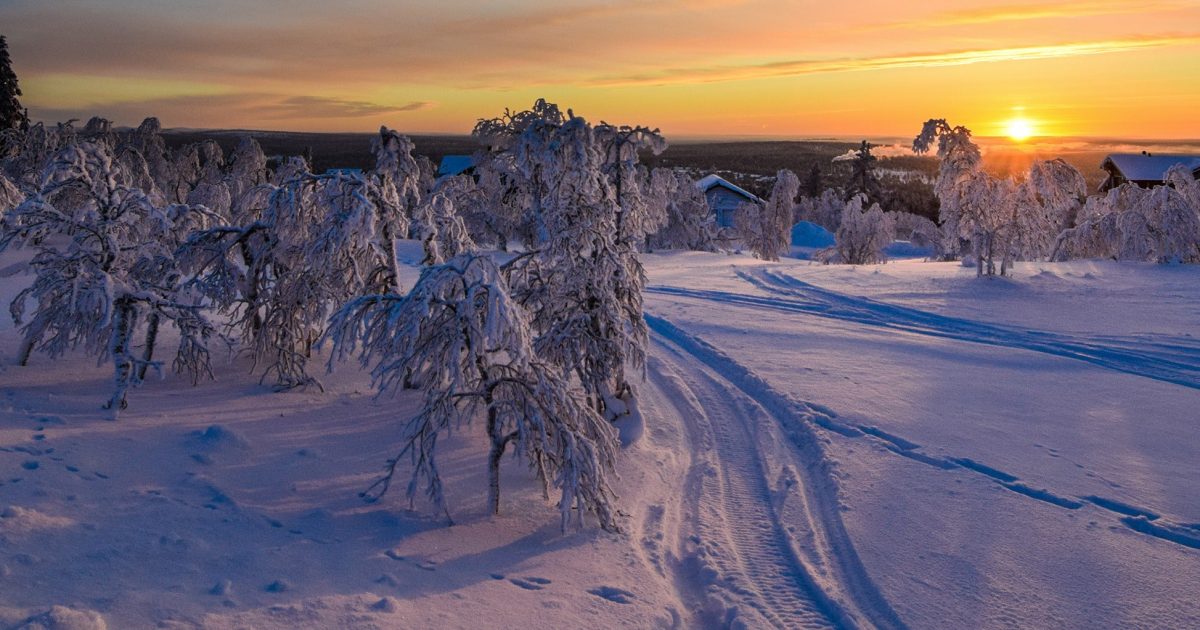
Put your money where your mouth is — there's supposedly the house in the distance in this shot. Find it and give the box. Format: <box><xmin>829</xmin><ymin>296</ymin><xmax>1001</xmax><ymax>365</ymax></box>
<box><xmin>437</xmin><ymin>155</ymin><xmax>476</xmax><ymax>178</ymax></box>
<box><xmin>1099</xmin><ymin>152</ymin><xmax>1200</xmax><ymax>192</ymax></box>
<box><xmin>696</xmin><ymin>174</ymin><xmax>763</xmax><ymax>228</ymax></box>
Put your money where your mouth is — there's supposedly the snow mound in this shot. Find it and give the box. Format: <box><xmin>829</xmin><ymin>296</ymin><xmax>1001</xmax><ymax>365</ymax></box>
<box><xmin>189</xmin><ymin>425</ymin><xmax>250</xmax><ymax>450</ymax></box>
<box><xmin>0</xmin><ymin>506</ymin><xmax>75</xmax><ymax>536</ymax></box>
<box><xmin>791</xmin><ymin>221</ymin><xmax>835</xmax><ymax>248</ymax></box>
<box><xmin>13</xmin><ymin>606</ymin><xmax>106</xmax><ymax>630</ymax></box>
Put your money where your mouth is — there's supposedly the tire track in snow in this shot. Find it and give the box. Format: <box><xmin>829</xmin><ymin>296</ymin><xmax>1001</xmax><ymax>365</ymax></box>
<box><xmin>649</xmin><ymin>318</ymin><xmax>907</xmax><ymax>629</ymax></box>
<box><xmin>645</xmin><ymin>313</ymin><xmax>1200</xmax><ymax>554</ymax></box>
<box><xmin>750</xmin><ymin>268</ymin><xmax>1200</xmax><ymax>389</ymax></box>
<box><xmin>650</xmin><ymin>344</ymin><xmax>841</xmax><ymax>628</ymax></box>
<box><xmin>645</xmin><ymin>269</ymin><xmax>1200</xmax><ymax>390</ymax></box>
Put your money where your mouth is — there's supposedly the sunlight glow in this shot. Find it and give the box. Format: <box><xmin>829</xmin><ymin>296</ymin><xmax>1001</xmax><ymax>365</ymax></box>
<box><xmin>1005</xmin><ymin>117</ymin><xmax>1035</xmax><ymax>141</ymax></box>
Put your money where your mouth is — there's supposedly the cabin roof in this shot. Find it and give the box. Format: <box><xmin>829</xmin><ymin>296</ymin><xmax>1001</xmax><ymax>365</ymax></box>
<box><xmin>437</xmin><ymin>155</ymin><xmax>475</xmax><ymax>177</ymax></box>
<box><xmin>1103</xmin><ymin>153</ymin><xmax>1200</xmax><ymax>183</ymax></box>
<box><xmin>695</xmin><ymin>174</ymin><xmax>763</xmax><ymax>204</ymax></box>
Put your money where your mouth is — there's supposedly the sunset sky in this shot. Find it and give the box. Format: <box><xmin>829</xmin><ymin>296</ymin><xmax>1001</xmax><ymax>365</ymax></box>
<box><xmin>3</xmin><ymin>0</ymin><xmax>1199</xmax><ymax>139</ymax></box>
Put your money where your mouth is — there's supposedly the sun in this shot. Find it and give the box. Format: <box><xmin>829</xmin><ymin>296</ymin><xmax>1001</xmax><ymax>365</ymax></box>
<box><xmin>1005</xmin><ymin>117</ymin><xmax>1035</xmax><ymax>142</ymax></box>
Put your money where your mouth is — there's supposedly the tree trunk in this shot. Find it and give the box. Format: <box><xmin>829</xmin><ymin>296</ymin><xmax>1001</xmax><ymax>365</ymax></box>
<box><xmin>17</xmin><ymin>336</ymin><xmax>34</xmax><ymax>367</ymax></box>
<box><xmin>238</xmin><ymin>240</ymin><xmax>263</xmax><ymax>335</ymax></box>
<box><xmin>487</xmin><ymin>408</ymin><xmax>517</xmax><ymax>516</ymax></box>
<box><xmin>105</xmin><ymin>300</ymin><xmax>136</xmax><ymax>412</ymax></box>
<box><xmin>137</xmin><ymin>313</ymin><xmax>160</xmax><ymax>381</ymax></box>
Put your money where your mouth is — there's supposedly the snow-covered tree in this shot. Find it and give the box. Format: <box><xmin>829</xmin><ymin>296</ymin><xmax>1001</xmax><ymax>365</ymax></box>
<box><xmin>737</xmin><ymin>169</ymin><xmax>798</xmax><ymax>261</ymax></box>
<box><xmin>472</xmin><ymin>99</ymin><xmax>567</xmax><ymax>248</ymax></box>
<box><xmin>411</xmin><ymin>192</ymin><xmax>476</xmax><ymax>265</ymax></box>
<box><xmin>594</xmin><ymin>123</ymin><xmax>668</xmax><ymax>244</ymax></box>
<box><xmin>326</xmin><ymin>254</ymin><xmax>619</xmax><ymax>530</ymax></box>
<box><xmin>1165</xmin><ymin>163</ymin><xmax>1200</xmax><ymax>211</ymax></box>
<box><xmin>1027</xmin><ymin>158</ymin><xmax>1087</xmax><ymax>232</ymax></box>
<box><xmin>843</xmin><ymin>140</ymin><xmax>882</xmax><ymax>204</ymax></box>
<box><xmin>181</xmin><ymin>170</ymin><xmax>404</xmax><ymax>389</ymax></box>
<box><xmin>1052</xmin><ymin>178</ymin><xmax>1200</xmax><ymax>263</ymax></box>
<box><xmin>2</xmin><ymin>140</ymin><xmax>213</xmax><ymax>413</ymax></box>
<box><xmin>493</xmin><ymin>102</ymin><xmax>649</xmax><ymax>424</ymax></box>
<box><xmin>370</xmin><ymin>126</ymin><xmax>422</xmax><ymax>234</ymax></box>
<box><xmin>827</xmin><ymin>194</ymin><xmax>893</xmax><ymax>264</ymax></box>
<box><xmin>956</xmin><ymin>171</ymin><xmax>1019</xmax><ymax>275</ymax></box>
<box><xmin>224</xmin><ymin>136</ymin><xmax>269</xmax><ymax>206</ymax></box>
<box><xmin>912</xmin><ymin>119</ymin><xmax>982</xmax><ymax>258</ymax></box>
<box><xmin>1</xmin><ymin>121</ymin><xmax>74</xmax><ymax>191</ymax></box>
<box><xmin>646</xmin><ymin>168</ymin><xmax>716</xmax><ymax>251</ymax></box>
<box><xmin>0</xmin><ymin>169</ymin><xmax>21</xmax><ymax>212</ymax></box>
<box><xmin>794</xmin><ymin>188</ymin><xmax>844</xmax><ymax>233</ymax></box>
<box><xmin>892</xmin><ymin>211</ymin><xmax>943</xmax><ymax>258</ymax></box>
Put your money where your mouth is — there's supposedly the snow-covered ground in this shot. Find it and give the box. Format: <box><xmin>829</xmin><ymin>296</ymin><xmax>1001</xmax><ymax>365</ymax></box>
<box><xmin>2</xmin><ymin>248</ymin><xmax>1198</xmax><ymax>628</ymax></box>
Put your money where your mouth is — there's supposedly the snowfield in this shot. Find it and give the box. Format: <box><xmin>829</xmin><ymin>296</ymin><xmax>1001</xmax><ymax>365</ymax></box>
<box><xmin>2</xmin><ymin>247</ymin><xmax>1198</xmax><ymax>628</ymax></box>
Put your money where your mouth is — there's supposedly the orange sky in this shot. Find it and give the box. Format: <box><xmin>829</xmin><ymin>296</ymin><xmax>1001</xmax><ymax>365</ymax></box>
<box><xmin>4</xmin><ymin>0</ymin><xmax>1199</xmax><ymax>139</ymax></box>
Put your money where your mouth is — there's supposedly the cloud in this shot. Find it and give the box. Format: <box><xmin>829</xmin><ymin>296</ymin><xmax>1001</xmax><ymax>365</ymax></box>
<box><xmin>28</xmin><ymin>93</ymin><xmax>434</xmax><ymax>128</ymax></box>
<box><xmin>264</xmin><ymin>96</ymin><xmax>432</xmax><ymax>119</ymax></box>
<box><xmin>859</xmin><ymin>0</ymin><xmax>1200</xmax><ymax>31</ymax></box>
<box><xmin>586</xmin><ymin>35</ymin><xmax>1200</xmax><ymax>86</ymax></box>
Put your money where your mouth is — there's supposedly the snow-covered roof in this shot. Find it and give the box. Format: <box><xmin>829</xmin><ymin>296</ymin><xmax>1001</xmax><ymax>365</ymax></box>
<box><xmin>437</xmin><ymin>155</ymin><xmax>475</xmax><ymax>177</ymax></box>
<box><xmin>695</xmin><ymin>174</ymin><xmax>763</xmax><ymax>203</ymax></box>
<box><xmin>1103</xmin><ymin>153</ymin><xmax>1200</xmax><ymax>183</ymax></box>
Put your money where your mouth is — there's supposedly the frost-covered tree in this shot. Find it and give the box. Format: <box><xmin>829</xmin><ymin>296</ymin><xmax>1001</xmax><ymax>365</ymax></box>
<box><xmin>795</xmin><ymin>188</ymin><xmax>844</xmax><ymax>233</ymax></box>
<box><xmin>327</xmin><ymin>254</ymin><xmax>619</xmax><ymax>530</ymax></box>
<box><xmin>1</xmin><ymin>121</ymin><xmax>75</xmax><ymax>191</ymax></box>
<box><xmin>2</xmin><ymin>141</ymin><xmax>214</xmax><ymax>413</ymax></box>
<box><xmin>224</xmin><ymin>136</ymin><xmax>269</xmax><ymax>206</ymax></box>
<box><xmin>370</xmin><ymin>126</ymin><xmax>422</xmax><ymax>235</ymax></box>
<box><xmin>181</xmin><ymin>170</ymin><xmax>405</xmax><ymax>389</ymax></box>
<box><xmin>0</xmin><ymin>170</ymin><xmax>22</xmax><ymax>212</ymax></box>
<box><xmin>826</xmin><ymin>195</ymin><xmax>893</xmax><ymax>264</ymax></box>
<box><xmin>912</xmin><ymin>119</ymin><xmax>982</xmax><ymax>258</ymax></box>
<box><xmin>1027</xmin><ymin>158</ymin><xmax>1087</xmax><ymax>233</ymax></box>
<box><xmin>956</xmin><ymin>171</ymin><xmax>1018</xmax><ymax>275</ymax></box>
<box><xmin>844</xmin><ymin>140</ymin><xmax>882</xmax><ymax>204</ymax></box>
<box><xmin>594</xmin><ymin>123</ymin><xmax>668</xmax><ymax>244</ymax></box>
<box><xmin>472</xmin><ymin>99</ymin><xmax>567</xmax><ymax>248</ymax></box>
<box><xmin>490</xmin><ymin>102</ymin><xmax>649</xmax><ymax>424</ymax></box>
<box><xmin>119</xmin><ymin>118</ymin><xmax>176</xmax><ymax>204</ymax></box>
<box><xmin>737</xmin><ymin>169</ymin><xmax>798</xmax><ymax>261</ymax></box>
<box><xmin>1052</xmin><ymin>177</ymin><xmax>1200</xmax><ymax>263</ymax></box>
<box><xmin>646</xmin><ymin>168</ymin><xmax>716</xmax><ymax>251</ymax></box>
<box><xmin>411</xmin><ymin>192</ymin><xmax>476</xmax><ymax>265</ymax></box>
<box><xmin>892</xmin><ymin>211</ymin><xmax>943</xmax><ymax>258</ymax></box>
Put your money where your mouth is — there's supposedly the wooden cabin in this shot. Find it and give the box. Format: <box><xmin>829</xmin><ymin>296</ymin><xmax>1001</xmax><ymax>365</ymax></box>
<box><xmin>1100</xmin><ymin>153</ymin><xmax>1200</xmax><ymax>192</ymax></box>
<box><xmin>696</xmin><ymin>174</ymin><xmax>763</xmax><ymax>228</ymax></box>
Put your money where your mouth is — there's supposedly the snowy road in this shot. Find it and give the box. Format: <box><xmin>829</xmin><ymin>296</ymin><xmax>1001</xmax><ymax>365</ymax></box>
<box><xmin>642</xmin><ymin>257</ymin><xmax>1200</xmax><ymax>628</ymax></box>
<box><xmin>645</xmin><ymin>317</ymin><xmax>905</xmax><ymax>629</ymax></box>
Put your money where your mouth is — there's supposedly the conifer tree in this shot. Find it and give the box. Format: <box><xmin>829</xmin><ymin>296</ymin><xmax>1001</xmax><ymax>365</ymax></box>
<box><xmin>0</xmin><ymin>35</ymin><xmax>27</xmax><ymax>131</ymax></box>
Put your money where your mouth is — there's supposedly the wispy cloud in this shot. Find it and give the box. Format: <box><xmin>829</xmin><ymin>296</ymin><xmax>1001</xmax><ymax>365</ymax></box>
<box><xmin>29</xmin><ymin>93</ymin><xmax>433</xmax><ymax>127</ymax></box>
<box><xmin>858</xmin><ymin>0</ymin><xmax>1200</xmax><ymax>31</ymax></box>
<box><xmin>587</xmin><ymin>35</ymin><xmax>1200</xmax><ymax>86</ymax></box>
<box><xmin>265</xmin><ymin>96</ymin><xmax>432</xmax><ymax>119</ymax></box>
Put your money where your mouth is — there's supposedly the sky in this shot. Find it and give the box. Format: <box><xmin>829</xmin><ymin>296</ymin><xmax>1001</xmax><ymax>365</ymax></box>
<box><xmin>3</xmin><ymin>0</ymin><xmax>1200</xmax><ymax>139</ymax></box>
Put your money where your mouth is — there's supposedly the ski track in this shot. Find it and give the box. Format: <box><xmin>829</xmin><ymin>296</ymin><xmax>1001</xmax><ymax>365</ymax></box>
<box><xmin>644</xmin><ymin>314</ymin><xmax>1200</xmax><ymax>563</ymax></box>
<box><xmin>644</xmin><ymin>268</ymin><xmax>1200</xmax><ymax>390</ymax></box>
<box><xmin>649</xmin><ymin>319</ymin><xmax>907</xmax><ymax>629</ymax></box>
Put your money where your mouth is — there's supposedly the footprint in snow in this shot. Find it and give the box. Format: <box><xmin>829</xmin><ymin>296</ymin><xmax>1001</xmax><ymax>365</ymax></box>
<box><xmin>588</xmin><ymin>586</ymin><xmax>636</xmax><ymax>604</ymax></box>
